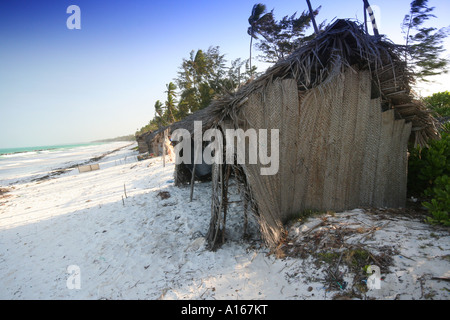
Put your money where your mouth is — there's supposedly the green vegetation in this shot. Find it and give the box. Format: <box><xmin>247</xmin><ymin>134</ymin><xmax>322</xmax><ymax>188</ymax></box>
<box><xmin>248</xmin><ymin>3</ymin><xmax>322</xmax><ymax>63</ymax></box>
<box><xmin>93</xmin><ymin>135</ymin><xmax>135</xmax><ymax>143</ymax></box>
<box><xmin>176</xmin><ymin>46</ymin><xmax>253</xmax><ymax>114</ymax></box>
<box><xmin>423</xmin><ymin>175</ymin><xmax>450</xmax><ymax>226</ymax></box>
<box><xmin>402</xmin><ymin>0</ymin><xmax>449</xmax><ymax>81</ymax></box>
<box><xmin>135</xmin><ymin>46</ymin><xmax>256</xmax><ymax>136</ymax></box>
<box><xmin>408</xmin><ymin>122</ymin><xmax>450</xmax><ymax>226</ymax></box>
<box><xmin>424</xmin><ymin>91</ymin><xmax>450</xmax><ymax>117</ymax></box>
<box><xmin>247</xmin><ymin>3</ymin><xmax>272</xmax><ymax>74</ymax></box>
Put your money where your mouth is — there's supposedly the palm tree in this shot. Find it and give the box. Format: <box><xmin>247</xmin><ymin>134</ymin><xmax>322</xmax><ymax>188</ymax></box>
<box><xmin>165</xmin><ymin>82</ymin><xmax>177</xmax><ymax>123</ymax></box>
<box><xmin>153</xmin><ymin>100</ymin><xmax>166</xmax><ymax>128</ymax></box>
<box><xmin>247</xmin><ymin>3</ymin><xmax>272</xmax><ymax>77</ymax></box>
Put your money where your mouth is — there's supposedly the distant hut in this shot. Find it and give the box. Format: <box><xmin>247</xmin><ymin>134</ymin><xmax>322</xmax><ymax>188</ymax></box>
<box><xmin>148</xmin><ymin>130</ymin><xmax>166</xmax><ymax>156</ymax></box>
<box><xmin>169</xmin><ymin>106</ymin><xmax>217</xmax><ymax>185</ymax></box>
<box><xmin>135</xmin><ymin>131</ymin><xmax>152</xmax><ymax>154</ymax></box>
<box><xmin>136</xmin><ymin>107</ymin><xmax>217</xmax><ymax>181</ymax></box>
<box><xmin>137</xmin><ymin>127</ymin><xmax>171</xmax><ymax>157</ymax></box>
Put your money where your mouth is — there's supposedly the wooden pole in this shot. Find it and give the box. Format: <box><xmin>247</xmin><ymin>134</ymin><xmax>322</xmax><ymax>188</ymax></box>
<box><xmin>212</xmin><ymin>163</ymin><xmax>224</xmax><ymax>247</ymax></box>
<box><xmin>190</xmin><ymin>140</ymin><xmax>201</xmax><ymax>202</ymax></box>
<box><xmin>363</xmin><ymin>1</ymin><xmax>368</xmax><ymax>34</ymax></box>
<box><xmin>362</xmin><ymin>0</ymin><xmax>380</xmax><ymax>36</ymax></box>
<box><xmin>162</xmin><ymin>131</ymin><xmax>167</xmax><ymax>167</ymax></box>
<box><xmin>221</xmin><ymin>165</ymin><xmax>232</xmax><ymax>244</ymax></box>
<box><xmin>306</xmin><ymin>0</ymin><xmax>319</xmax><ymax>35</ymax></box>
<box><xmin>190</xmin><ymin>163</ymin><xmax>196</xmax><ymax>202</ymax></box>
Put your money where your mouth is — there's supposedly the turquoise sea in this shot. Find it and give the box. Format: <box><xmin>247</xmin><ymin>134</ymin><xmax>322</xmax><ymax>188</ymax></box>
<box><xmin>0</xmin><ymin>143</ymin><xmax>102</xmax><ymax>156</ymax></box>
<box><xmin>0</xmin><ymin>141</ymin><xmax>132</xmax><ymax>185</ymax></box>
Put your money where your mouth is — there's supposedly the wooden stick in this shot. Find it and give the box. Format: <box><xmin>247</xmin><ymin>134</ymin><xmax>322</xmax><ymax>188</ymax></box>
<box><xmin>190</xmin><ymin>137</ymin><xmax>202</xmax><ymax>202</ymax></box>
<box><xmin>243</xmin><ymin>196</ymin><xmax>248</xmax><ymax>237</ymax></box>
<box><xmin>190</xmin><ymin>164</ymin><xmax>196</xmax><ymax>202</ymax></box>
<box><xmin>363</xmin><ymin>1</ymin><xmax>368</xmax><ymax>34</ymax></box>
<box><xmin>306</xmin><ymin>0</ymin><xmax>319</xmax><ymax>35</ymax></box>
<box><xmin>222</xmin><ymin>165</ymin><xmax>232</xmax><ymax>244</ymax></box>
<box><xmin>211</xmin><ymin>164</ymin><xmax>224</xmax><ymax>249</ymax></box>
<box><xmin>362</xmin><ymin>0</ymin><xmax>380</xmax><ymax>36</ymax></box>
<box><xmin>431</xmin><ymin>277</ymin><xmax>450</xmax><ymax>282</ymax></box>
<box><xmin>163</xmin><ymin>131</ymin><xmax>167</xmax><ymax>167</ymax></box>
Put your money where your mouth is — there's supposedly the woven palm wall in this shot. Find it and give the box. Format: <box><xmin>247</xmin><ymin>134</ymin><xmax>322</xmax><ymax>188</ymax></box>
<box><xmin>236</xmin><ymin>66</ymin><xmax>412</xmax><ymax>247</ymax></box>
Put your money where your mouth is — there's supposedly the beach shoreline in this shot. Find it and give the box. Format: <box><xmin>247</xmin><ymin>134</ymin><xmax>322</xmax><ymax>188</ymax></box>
<box><xmin>0</xmin><ymin>141</ymin><xmax>136</xmax><ymax>187</ymax></box>
<box><xmin>0</xmin><ymin>142</ymin><xmax>448</xmax><ymax>300</ymax></box>
<box><xmin>30</xmin><ymin>142</ymin><xmax>135</xmax><ymax>183</ymax></box>
<box><xmin>0</xmin><ymin>142</ymin><xmax>109</xmax><ymax>156</ymax></box>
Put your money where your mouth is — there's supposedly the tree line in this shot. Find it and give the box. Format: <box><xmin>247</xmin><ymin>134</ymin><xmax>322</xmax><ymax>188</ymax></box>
<box><xmin>136</xmin><ymin>0</ymin><xmax>448</xmax><ymax>136</ymax></box>
<box><xmin>135</xmin><ymin>48</ymin><xmax>257</xmax><ymax>136</ymax></box>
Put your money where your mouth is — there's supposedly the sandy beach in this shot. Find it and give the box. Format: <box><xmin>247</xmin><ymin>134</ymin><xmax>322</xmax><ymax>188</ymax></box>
<box><xmin>0</xmin><ymin>142</ymin><xmax>449</xmax><ymax>300</ymax></box>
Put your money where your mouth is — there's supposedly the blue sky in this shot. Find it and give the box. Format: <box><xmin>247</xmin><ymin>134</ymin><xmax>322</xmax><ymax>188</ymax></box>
<box><xmin>0</xmin><ymin>0</ymin><xmax>449</xmax><ymax>148</ymax></box>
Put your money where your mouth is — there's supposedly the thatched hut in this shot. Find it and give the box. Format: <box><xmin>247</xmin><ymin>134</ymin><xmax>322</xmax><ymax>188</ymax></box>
<box><xmin>170</xmin><ymin>106</ymin><xmax>218</xmax><ymax>185</ymax></box>
<box><xmin>175</xmin><ymin>20</ymin><xmax>440</xmax><ymax>249</ymax></box>
<box><xmin>135</xmin><ymin>131</ymin><xmax>152</xmax><ymax>154</ymax></box>
<box><xmin>136</xmin><ymin>127</ymin><xmax>172</xmax><ymax>157</ymax></box>
<box><xmin>135</xmin><ymin>107</ymin><xmax>217</xmax><ymax>183</ymax></box>
<box><xmin>136</xmin><ymin>129</ymin><xmax>170</xmax><ymax>157</ymax></box>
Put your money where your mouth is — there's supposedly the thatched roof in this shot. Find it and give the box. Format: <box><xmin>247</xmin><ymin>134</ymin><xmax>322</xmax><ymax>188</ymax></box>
<box><xmin>204</xmin><ymin>19</ymin><xmax>439</xmax><ymax>147</ymax></box>
<box><xmin>169</xmin><ymin>105</ymin><xmax>217</xmax><ymax>135</ymax></box>
<box><xmin>141</xmin><ymin>104</ymin><xmax>217</xmax><ymax>145</ymax></box>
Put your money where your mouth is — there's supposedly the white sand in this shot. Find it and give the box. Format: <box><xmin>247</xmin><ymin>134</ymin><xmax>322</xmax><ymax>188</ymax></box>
<box><xmin>0</xmin><ymin>142</ymin><xmax>448</xmax><ymax>300</ymax></box>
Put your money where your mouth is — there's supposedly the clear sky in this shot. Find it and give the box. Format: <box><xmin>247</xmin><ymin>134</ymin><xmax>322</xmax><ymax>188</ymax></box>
<box><xmin>1</xmin><ymin>0</ymin><xmax>449</xmax><ymax>148</ymax></box>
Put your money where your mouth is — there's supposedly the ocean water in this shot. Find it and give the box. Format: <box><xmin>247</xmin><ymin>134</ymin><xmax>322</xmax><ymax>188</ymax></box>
<box><xmin>0</xmin><ymin>142</ymin><xmax>132</xmax><ymax>185</ymax></box>
<box><xmin>0</xmin><ymin>143</ymin><xmax>101</xmax><ymax>156</ymax></box>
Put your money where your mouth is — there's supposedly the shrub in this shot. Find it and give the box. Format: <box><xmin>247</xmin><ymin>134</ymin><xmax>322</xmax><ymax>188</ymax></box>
<box><xmin>424</xmin><ymin>91</ymin><xmax>450</xmax><ymax>117</ymax></box>
<box><xmin>408</xmin><ymin>124</ymin><xmax>450</xmax><ymax>194</ymax></box>
<box><xmin>408</xmin><ymin>123</ymin><xmax>450</xmax><ymax>226</ymax></box>
<box><xmin>423</xmin><ymin>175</ymin><xmax>450</xmax><ymax>226</ymax></box>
